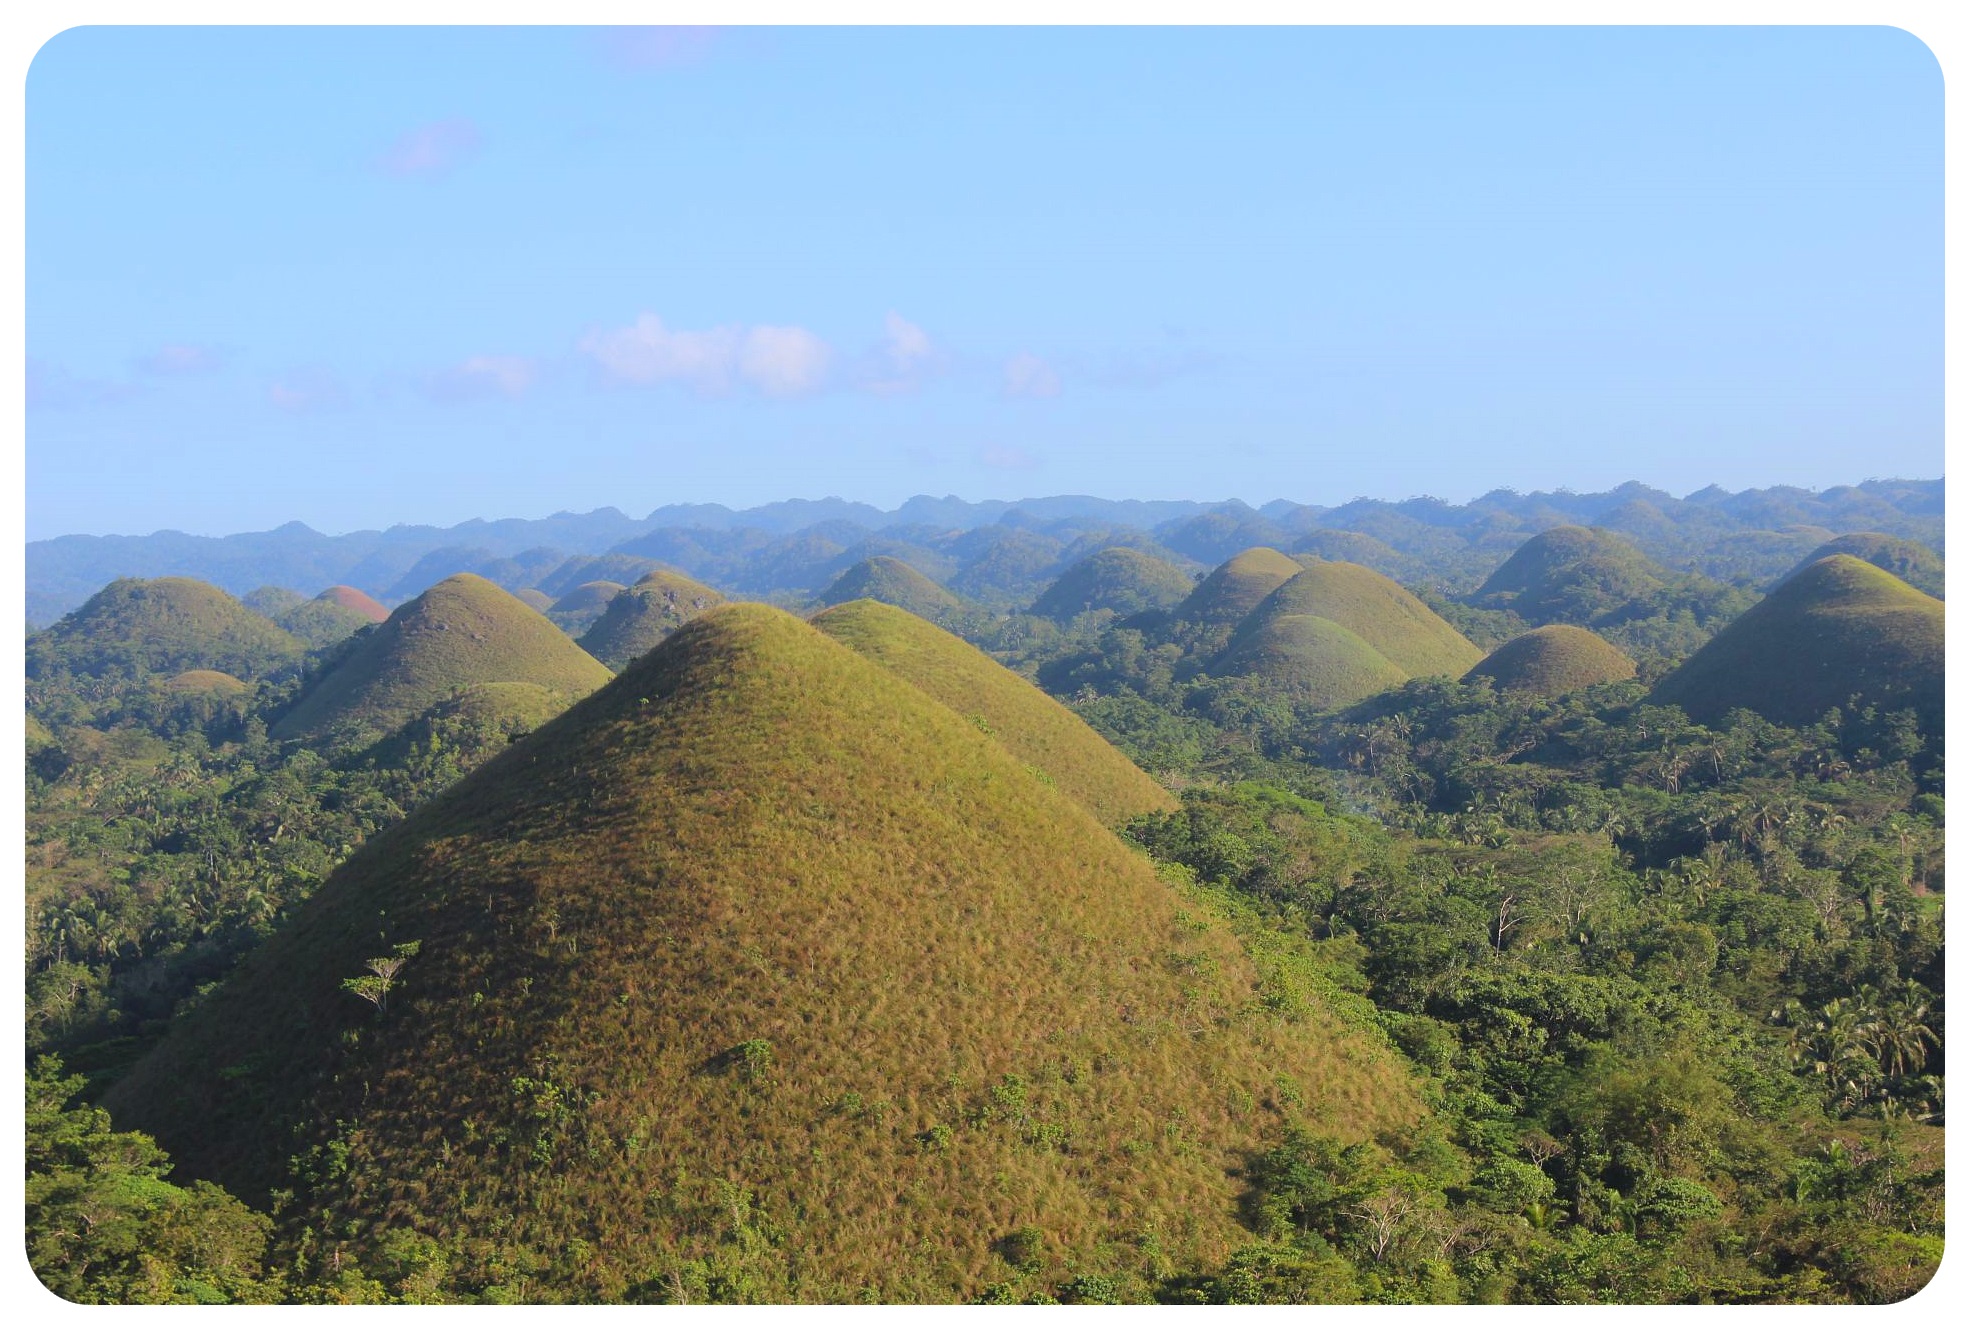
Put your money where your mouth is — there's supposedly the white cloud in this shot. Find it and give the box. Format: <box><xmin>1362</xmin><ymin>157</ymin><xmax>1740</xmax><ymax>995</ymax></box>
<box><xmin>882</xmin><ymin>312</ymin><xmax>934</xmax><ymax>372</ymax></box>
<box><xmin>268</xmin><ymin>369</ymin><xmax>349</xmax><ymax>413</ymax></box>
<box><xmin>380</xmin><ymin>119</ymin><xmax>483</xmax><ymax>179</ymax></box>
<box><xmin>419</xmin><ymin>355</ymin><xmax>538</xmax><ymax>402</ymax></box>
<box><xmin>1002</xmin><ymin>352</ymin><xmax>1061</xmax><ymax>399</ymax></box>
<box><xmin>740</xmin><ymin>325</ymin><xmax>831</xmax><ymax>397</ymax></box>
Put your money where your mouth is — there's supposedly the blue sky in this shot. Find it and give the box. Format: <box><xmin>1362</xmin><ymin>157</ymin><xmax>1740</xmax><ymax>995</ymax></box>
<box><xmin>26</xmin><ymin>25</ymin><xmax>1942</xmax><ymax>540</ymax></box>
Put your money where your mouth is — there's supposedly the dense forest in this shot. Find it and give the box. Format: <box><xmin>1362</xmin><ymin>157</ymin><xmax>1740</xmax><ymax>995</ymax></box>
<box><xmin>21</xmin><ymin>490</ymin><xmax>1944</xmax><ymax>1304</ymax></box>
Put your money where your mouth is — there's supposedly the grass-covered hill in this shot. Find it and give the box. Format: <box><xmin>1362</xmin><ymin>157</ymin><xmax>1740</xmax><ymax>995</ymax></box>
<box><xmin>810</xmin><ymin>598</ymin><xmax>1176</xmax><ymax>825</ymax></box>
<box><xmin>27</xmin><ymin>577</ymin><xmax>305</xmax><ymax>688</ymax></box>
<box><xmin>1288</xmin><ymin>529</ymin><xmax>1421</xmax><ymax>582</ymax></box>
<box><xmin>1462</xmin><ymin>625</ymin><xmax>1636</xmax><ymax>697</ymax></box>
<box><xmin>577</xmin><ymin>570</ymin><xmax>728</xmax><ymax>671</ymax></box>
<box><xmin>242</xmin><ymin>584</ymin><xmax>384</xmax><ymax>648</ymax></box>
<box><xmin>1028</xmin><ymin>547</ymin><xmax>1195</xmax><ymax>622</ymax></box>
<box><xmin>515</xmin><ymin>588</ymin><xmax>555</xmax><ymax>613</ymax></box>
<box><xmin>1788</xmin><ymin>533</ymin><xmax>1943</xmax><ymax>600</ymax></box>
<box><xmin>1237</xmin><ymin>562</ymin><xmax>1483</xmax><ymax>679</ymax></box>
<box><xmin>815</xmin><ymin>555</ymin><xmax>969</xmax><ymax>624</ymax></box>
<box><xmin>358</xmin><ymin>681</ymin><xmax>572</xmax><ymax>773</ymax></box>
<box><xmin>159</xmin><ymin>668</ymin><xmax>253</xmax><ymax>696</ymax></box>
<box><xmin>546</xmin><ymin>581</ymin><xmax>627</xmax><ymax>637</ymax></box>
<box><xmin>104</xmin><ymin>603</ymin><xmax>1418</xmax><ymax>1302</ymax></box>
<box><xmin>1470</xmin><ymin>526</ymin><xmax>1667</xmax><ymax>622</ymax></box>
<box><xmin>534</xmin><ymin>553</ymin><xmax>665</xmax><ymax>600</ymax></box>
<box><xmin>268</xmin><ymin>574</ymin><xmax>612</xmax><ymax>744</ymax></box>
<box><xmin>1210</xmin><ymin>614</ymin><xmax>1409</xmax><ymax>710</ymax></box>
<box><xmin>318</xmin><ymin>585</ymin><xmax>391</xmax><ymax>622</ymax></box>
<box><xmin>1169</xmin><ymin>547</ymin><xmax>1306</xmax><ymax>628</ymax></box>
<box><xmin>1650</xmin><ymin>555</ymin><xmax>1943</xmax><ymax>731</ymax></box>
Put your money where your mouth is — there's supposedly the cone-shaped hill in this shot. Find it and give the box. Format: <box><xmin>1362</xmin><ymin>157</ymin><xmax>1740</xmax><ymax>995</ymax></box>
<box><xmin>1651</xmin><ymin>555</ymin><xmax>1943</xmax><ymax>731</ymax></box>
<box><xmin>1463</xmin><ymin>626</ymin><xmax>1636</xmax><ymax>697</ymax></box>
<box><xmin>1028</xmin><ymin>546</ymin><xmax>1195</xmax><ymax>622</ymax></box>
<box><xmin>546</xmin><ymin>580</ymin><xmax>627</xmax><ymax>636</ymax></box>
<box><xmin>1237</xmin><ymin>562</ymin><xmax>1483</xmax><ymax>678</ymax></box>
<box><xmin>268</xmin><ymin>574</ymin><xmax>612</xmax><ymax>744</ymax></box>
<box><xmin>160</xmin><ymin>668</ymin><xmax>253</xmax><ymax>696</ymax></box>
<box><xmin>1169</xmin><ymin>547</ymin><xmax>1305</xmax><ymax>627</ymax></box>
<box><xmin>1471</xmin><ymin>526</ymin><xmax>1666</xmax><ymax>623</ymax></box>
<box><xmin>515</xmin><ymin>588</ymin><xmax>556</xmax><ymax>613</ymax></box>
<box><xmin>578</xmin><ymin>570</ymin><xmax>728</xmax><ymax>671</ymax></box>
<box><xmin>318</xmin><ymin>584</ymin><xmax>391</xmax><ymax>622</ymax></box>
<box><xmin>1212</xmin><ymin>615</ymin><xmax>1409</xmax><ymax>709</ymax></box>
<box><xmin>811</xmin><ymin>598</ymin><xmax>1176</xmax><ymax>824</ymax></box>
<box><xmin>816</xmin><ymin>555</ymin><xmax>969</xmax><ymax>623</ymax></box>
<box><xmin>241</xmin><ymin>584</ymin><xmax>385</xmax><ymax>648</ymax></box>
<box><xmin>1788</xmin><ymin>533</ymin><xmax>1943</xmax><ymax>600</ymax></box>
<box><xmin>27</xmin><ymin>576</ymin><xmax>305</xmax><ymax>685</ymax></box>
<box><xmin>106</xmin><ymin>603</ymin><xmax>1417</xmax><ymax>1301</ymax></box>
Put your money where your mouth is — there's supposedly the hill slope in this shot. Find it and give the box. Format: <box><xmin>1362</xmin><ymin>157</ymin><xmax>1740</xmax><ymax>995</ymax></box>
<box><xmin>317</xmin><ymin>584</ymin><xmax>391</xmax><ymax>622</ymax></box>
<box><xmin>811</xmin><ymin>598</ymin><xmax>1176</xmax><ymax>824</ymax></box>
<box><xmin>1169</xmin><ymin>547</ymin><xmax>1306</xmax><ymax>627</ymax></box>
<box><xmin>1651</xmin><ymin>555</ymin><xmax>1943</xmax><ymax>730</ymax></box>
<box><xmin>1788</xmin><ymin>532</ymin><xmax>1943</xmax><ymax>600</ymax></box>
<box><xmin>1463</xmin><ymin>625</ymin><xmax>1636</xmax><ymax>697</ymax></box>
<box><xmin>106</xmin><ymin>604</ymin><xmax>1417</xmax><ymax>1302</ymax></box>
<box><xmin>1028</xmin><ymin>547</ymin><xmax>1194</xmax><ymax>622</ymax></box>
<box><xmin>1238</xmin><ymin>562</ymin><xmax>1483</xmax><ymax>678</ymax></box>
<box><xmin>577</xmin><ymin>570</ymin><xmax>728</xmax><ymax>671</ymax></box>
<box><xmin>546</xmin><ymin>580</ymin><xmax>627</xmax><ymax>636</ymax></box>
<box><xmin>27</xmin><ymin>577</ymin><xmax>305</xmax><ymax>685</ymax></box>
<box><xmin>1212</xmin><ymin>614</ymin><xmax>1408</xmax><ymax>709</ymax></box>
<box><xmin>268</xmin><ymin>574</ymin><xmax>612</xmax><ymax>743</ymax></box>
<box><xmin>815</xmin><ymin>555</ymin><xmax>968</xmax><ymax>623</ymax></box>
<box><xmin>1471</xmin><ymin>526</ymin><xmax>1667</xmax><ymax>622</ymax></box>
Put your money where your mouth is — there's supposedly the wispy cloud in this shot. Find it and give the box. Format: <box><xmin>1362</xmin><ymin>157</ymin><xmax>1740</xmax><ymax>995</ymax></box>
<box><xmin>598</xmin><ymin>26</ymin><xmax>721</xmax><ymax>71</ymax></box>
<box><xmin>859</xmin><ymin>312</ymin><xmax>941</xmax><ymax>395</ymax></box>
<box><xmin>579</xmin><ymin>312</ymin><xmax>834</xmax><ymax>398</ymax></box>
<box><xmin>134</xmin><ymin>343</ymin><xmax>224</xmax><ymax>376</ymax></box>
<box><xmin>27</xmin><ymin>360</ymin><xmax>143</xmax><ymax>410</ymax></box>
<box><xmin>379</xmin><ymin>118</ymin><xmax>483</xmax><ymax>179</ymax></box>
<box><xmin>419</xmin><ymin>355</ymin><xmax>538</xmax><ymax>403</ymax></box>
<box><xmin>268</xmin><ymin>369</ymin><xmax>350</xmax><ymax>414</ymax></box>
<box><xmin>978</xmin><ymin>443</ymin><xmax>1041</xmax><ymax>470</ymax></box>
<box><xmin>1001</xmin><ymin>352</ymin><xmax>1062</xmax><ymax>399</ymax></box>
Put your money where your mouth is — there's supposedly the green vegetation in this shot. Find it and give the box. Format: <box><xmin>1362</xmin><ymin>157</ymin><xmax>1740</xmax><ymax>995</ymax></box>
<box><xmin>161</xmin><ymin>669</ymin><xmax>253</xmax><ymax>696</ymax></box>
<box><xmin>815</xmin><ymin>555</ymin><xmax>971</xmax><ymax>625</ymax></box>
<box><xmin>269</xmin><ymin>574</ymin><xmax>612</xmax><ymax>745</ymax></box>
<box><xmin>1210</xmin><ymin>615</ymin><xmax>1408</xmax><ymax>710</ymax></box>
<box><xmin>577</xmin><ymin>569</ymin><xmax>727</xmax><ymax>671</ymax></box>
<box><xmin>1028</xmin><ymin>546</ymin><xmax>1195</xmax><ymax>623</ymax></box>
<box><xmin>1169</xmin><ymin>547</ymin><xmax>1306</xmax><ymax>628</ymax></box>
<box><xmin>1463</xmin><ymin>626</ymin><xmax>1636</xmax><ymax>698</ymax></box>
<box><xmin>106</xmin><ymin>604</ymin><xmax>1414</xmax><ymax>1301</ymax></box>
<box><xmin>546</xmin><ymin>580</ymin><xmax>626</xmax><ymax>637</ymax></box>
<box><xmin>1790</xmin><ymin>533</ymin><xmax>1944</xmax><ymax>600</ymax></box>
<box><xmin>811</xmin><ymin>598</ymin><xmax>1176</xmax><ymax>824</ymax></box>
<box><xmin>1238</xmin><ymin>562</ymin><xmax>1483</xmax><ymax>679</ymax></box>
<box><xmin>1651</xmin><ymin>556</ymin><xmax>1942</xmax><ymax>731</ymax></box>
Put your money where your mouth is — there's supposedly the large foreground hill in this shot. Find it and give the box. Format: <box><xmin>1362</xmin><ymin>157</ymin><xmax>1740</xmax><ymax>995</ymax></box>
<box><xmin>105</xmin><ymin>603</ymin><xmax>1417</xmax><ymax>1302</ymax></box>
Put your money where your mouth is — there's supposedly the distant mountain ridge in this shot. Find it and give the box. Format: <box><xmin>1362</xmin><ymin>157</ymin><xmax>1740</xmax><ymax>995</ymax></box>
<box><xmin>28</xmin><ymin>479</ymin><xmax>1942</xmax><ymax>626</ymax></box>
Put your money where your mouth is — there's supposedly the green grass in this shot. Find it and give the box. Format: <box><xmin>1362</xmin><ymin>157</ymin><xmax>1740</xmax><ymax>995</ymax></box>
<box><xmin>269</xmin><ymin>574</ymin><xmax>612</xmax><ymax>744</ymax></box>
<box><xmin>1791</xmin><ymin>533</ymin><xmax>1943</xmax><ymax>600</ymax></box>
<box><xmin>547</xmin><ymin>581</ymin><xmax>628</xmax><ymax>638</ymax></box>
<box><xmin>1171</xmin><ymin>547</ymin><xmax>1305</xmax><ymax>627</ymax></box>
<box><xmin>810</xmin><ymin>598</ymin><xmax>1177</xmax><ymax>825</ymax></box>
<box><xmin>1463</xmin><ymin>625</ymin><xmax>1636</xmax><ymax>697</ymax></box>
<box><xmin>1651</xmin><ymin>555</ymin><xmax>1943</xmax><ymax>730</ymax></box>
<box><xmin>159</xmin><ymin>669</ymin><xmax>253</xmax><ymax>695</ymax></box>
<box><xmin>1210</xmin><ymin>614</ymin><xmax>1408</xmax><ymax>709</ymax></box>
<box><xmin>1236</xmin><ymin>562</ymin><xmax>1483</xmax><ymax>678</ymax></box>
<box><xmin>1029</xmin><ymin>547</ymin><xmax>1194</xmax><ymax>622</ymax></box>
<box><xmin>577</xmin><ymin>570</ymin><xmax>727</xmax><ymax>671</ymax></box>
<box><xmin>106</xmin><ymin>603</ymin><xmax>1419</xmax><ymax>1302</ymax></box>
<box><xmin>816</xmin><ymin>556</ymin><xmax>968</xmax><ymax>623</ymax></box>
<box><xmin>27</xmin><ymin>577</ymin><xmax>306</xmax><ymax>685</ymax></box>
<box><xmin>1471</xmin><ymin>526</ymin><xmax>1666</xmax><ymax>621</ymax></box>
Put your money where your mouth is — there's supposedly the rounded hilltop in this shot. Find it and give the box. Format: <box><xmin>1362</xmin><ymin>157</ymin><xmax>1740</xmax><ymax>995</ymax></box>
<box><xmin>106</xmin><ymin>602</ymin><xmax>1418</xmax><ymax>1303</ymax></box>
<box><xmin>1028</xmin><ymin>546</ymin><xmax>1194</xmax><ymax>621</ymax></box>
<box><xmin>27</xmin><ymin>576</ymin><xmax>304</xmax><ymax>684</ymax></box>
<box><xmin>1237</xmin><ymin>560</ymin><xmax>1482</xmax><ymax>678</ymax></box>
<box><xmin>816</xmin><ymin>555</ymin><xmax>969</xmax><ymax>623</ymax></box>
<box><xmin>1169</xmin><ymin>547</ymin><xmax>1306</xmax><ymax>627</ymax></box>
<box><xmin>1472</xmin><ymin>526</ymin><xmax>1665</xmax><ymax>623</ymax></box>
<box><xmin>578</xmin><ymin>569</ymin><xmax>727</xmax><ymax>671</ymax></box>
<box><xmin>1464</xmin><ymin>625</ymin><xmax>1636</xmax><ymax>697</ymax></box>
<box><xmin>1212</xmin><ymin>613</ymin><xmax>1408</xmax><ymax>709</ymax></box>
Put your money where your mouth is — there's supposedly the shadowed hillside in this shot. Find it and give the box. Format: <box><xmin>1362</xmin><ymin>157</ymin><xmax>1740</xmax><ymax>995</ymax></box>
<box><xmin>815</xmin><ymin>555</ymin><xmax>969</xmax><ymax>623</ymax></box>
<box><xmin>1029</xmin><ymin>547</ymin><xmax>1195</xmax><ymax>622</ymax></box>
<box><xmin>1169</xmin><ymin>547</ymin><xmax>1306</xmax><ymax>628</ymax></box>
<box><xmin>27</xmin><ymin>577</ymin><xmax>305</xmax><ymax>687</ymax></box>
<box><xmin>1238</xmin><ymin>562</ymin><xmax>1482</xmax><ymax>679</ymax></box>
<box><xmin>577</xmin><ymin>570</ymin><xmax>727</xmax><ymax>671</ymax></box>
<box><xmin>1211</xmin><ymin>615</ymin><xmax>1409</xmax><ymax>709</ymax></box>
<box><xmin>1470</xmin><ymin>526</ymin><xmax>1666</xmax><ymax>622</ymax></box>
<box><xmin>268</xmin><ymin>574</ymin><xmax>611</xmax><ymax>743</ymax></box>
<box><xmin>811</xmin><ymin>598</ymin><xmax>1176</xmax><ymax>825</ymax></box>
<box><xmin>105</xmin><ymin>603</ymin><xmax>1418</xmax><ymax>1301</ymax></box>
<box><xmin>1651</xmin><ymin>555</ymin><xmax>1943</xmax><ymax>730</ymax></box>
<box><xmin>547</xmin><ymin>580</ymin><xmax>627</xmax><ymax>636</ymax></box>
<box><xmin>1463</xmin><ymin>625</ymin><xmax>1636</xmax><ymax>697</ymax></box>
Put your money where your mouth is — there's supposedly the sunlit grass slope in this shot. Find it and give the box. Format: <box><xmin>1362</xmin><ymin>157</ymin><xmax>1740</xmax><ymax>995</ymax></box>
<box><xmin>1212</xmin><ymin>614</ymin><xmax>1408</xmax><ymax>709</ymax></box>
<box><xmin>1169</xmin><ymin>547</ymin><xmax>1305</xmax><ymax>627</ymax></box>
<box><xmin>1463</xmin><ymin>625</ymin><xmax>1636</xmax><ymax>697</ymax></box>
<box><xmin>27</xmin><ymin>577</ymin><xmax>305</xmax><ymax>684</ymax></box>
<box><xmin>268</xmin><ymin>574</ymin><xmax>612</xmax><ymax>743</ymax></box>
<box><xmin>547</xmin><ymin>580</ymin><xmax>627</xmax><ymax>637</ymax></box>
<box><xmin>319</xmin><ymin>585</ymin><xmax>391</xmax><ymax>622</ymax></box>
<box><xmin>1238</xmin><ymin>561</ymin><xmax>1482</xmax><ymax>678</ymax></box>
<box><xmin>160</xmin><ymin>668</ymin><xmax>252</xmax><ymax>695</ymax></box>
<box><xmin>1028</xmin><ymin>547</ymin><xmax>1194</xmax><ymax>622</ymax></box>
<box><xmin>577</xmin><ymin>570</ymin><xmax>728</xmax><ymax>671</ymax></box>
<box><xmin>1651</xmin><ymin>555</ymin><xmax>1943</xmax><ymax>730</ymax></box>
<box><xmin>1789</xmin><ymin>533</ymin><xmax>1943</xmax><ymax>600</ymax></box>
<box><xmin>107</xmin><ymin>603</ymin><xmax>1418</xmax><ymax>1302</ymax></box>
<box><xmin>811</xmin><ymin>598</ymin><xmax>1176</xmax><ymax>824</ymax></box>
<box><xmin>1471</xmin><ymin>525</ymin><xmax>1665</xmax><ymax>621</ymax></box>
<box><xmin>816</xmin><ymin>555</ymin><xmax>968</xmax><ymax>622</ymax></box>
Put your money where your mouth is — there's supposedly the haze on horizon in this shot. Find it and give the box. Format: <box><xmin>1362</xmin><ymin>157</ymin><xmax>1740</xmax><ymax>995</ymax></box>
<box><xmin>27</xmin><ymin>25</ymin><xmax>1941</xmax><ymax>542</ymax></box>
